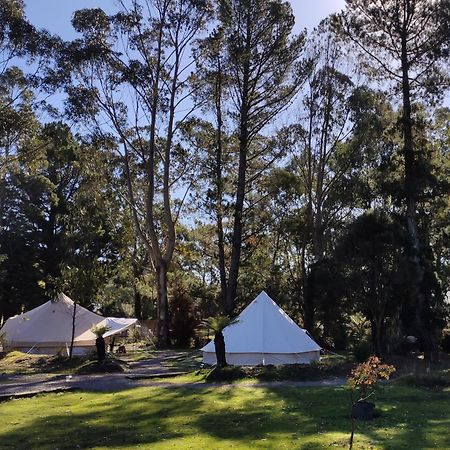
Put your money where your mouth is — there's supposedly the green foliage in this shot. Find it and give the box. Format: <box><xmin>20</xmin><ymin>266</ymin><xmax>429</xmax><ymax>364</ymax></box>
<box><xmin>334</xmin><ymin>0</ymin><xmax>450</xmax><ymax>353</ymax></box>
<box><xmin>0</xmin><ymin>121</ymin><xmax>128</xmax><ymax>318</ymax></box>
<box><xmin>191</xmin><ymin>0</ymin><xmax>308</xmax><ymax>314</ymax></box>
<box><xmin>90</xmin><ymin>324</ymin><xmax>111</xmax><ymax>338</ymax></box>
<box><xmin>335</xmin><ymin>0</ymin><xmax>450</xmax><ymax>99</ymax></box>
<box><xmin>333</xmin><ymin>210</ymin><xmax>410</xmax><ymax>354</ymax></box>
<box><xmin>202</xmin><ymin>315</ymin><xmax>238</xmax><ymax>334</ymax></box>
<box><xmin>346</xmin><ymin>315</ymin><xmax>371</xmax><ymax>346</ymax></box>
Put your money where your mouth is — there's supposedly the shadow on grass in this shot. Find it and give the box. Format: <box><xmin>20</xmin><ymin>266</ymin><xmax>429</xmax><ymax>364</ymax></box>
<box><xmin>0</xmin><ymin>388</ymin><xmax>201</xmax><ymax>449</ymax></box>
<box><xmin>272</xmin><ymin>386</ymin><xmax>450</xmax><ymax>449</ymax></box>
<box><xmin>0</xmin><ymin>385</ymin><xmax>449</xmax><ymax>449</ymax></box>
<box><xmin>194</xmin><ymin>386</ymin><xmax>348</xmax><ymax>447</ymax></box>
<box><xmin>194</xmin><ymin>385</ymin><xmax>450</xmax><ymax>449</ymax></box>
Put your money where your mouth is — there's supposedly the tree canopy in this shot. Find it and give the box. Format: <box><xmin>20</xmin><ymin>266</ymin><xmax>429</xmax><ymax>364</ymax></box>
<box><xmin>0</xmin><ymin>0</ymin><xmax>449</xmax><ymax>354</ymax></box>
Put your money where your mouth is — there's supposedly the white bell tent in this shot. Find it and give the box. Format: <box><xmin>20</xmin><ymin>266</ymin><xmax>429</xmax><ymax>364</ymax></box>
<box><xmin>0</xmin><ymin>293</ymin><xmax>138</xmax><ymax>355</ymax></box>
<box><xmin>201</xmin><ymin>291</ymin><xmax>321</xmax><ymax>366</ymax></box>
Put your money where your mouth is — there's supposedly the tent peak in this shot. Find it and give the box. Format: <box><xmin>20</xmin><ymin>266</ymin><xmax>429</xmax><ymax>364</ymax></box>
<box><xmin>253</xmin><ymin>290</ymin><xmax>275</xmax><ymax>304</ymax></box>
<box><xmin>56</xmin><ymin>293</ymin><xmax>74</xmax><ymax>305</ymax></box>
<box><xmin>253</xmin><ymin>290</ymin><xmax>270</xmax><ymax>300</ymax></box>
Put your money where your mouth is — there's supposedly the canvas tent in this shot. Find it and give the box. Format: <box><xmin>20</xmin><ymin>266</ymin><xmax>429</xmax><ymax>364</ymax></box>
<box><xmin>201</xmin><ymin>291</ymin><xmax>321</xmax><ymax>366</ymax></box>
<box><xmin>0</xmin><ymin>293</ymin><xmax>138</xmax><ymax>355</ymax></box>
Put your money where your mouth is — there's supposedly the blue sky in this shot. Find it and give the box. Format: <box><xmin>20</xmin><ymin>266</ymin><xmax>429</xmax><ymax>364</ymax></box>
<box><xmin>24</xmin><ymin>0</ymin><xmax>346</xmax><ymax>38</ymax></box>
<box><xmin>23</xmin><ymin>0</ymin><xmax>348</xmax><ymax>124</ymax></box>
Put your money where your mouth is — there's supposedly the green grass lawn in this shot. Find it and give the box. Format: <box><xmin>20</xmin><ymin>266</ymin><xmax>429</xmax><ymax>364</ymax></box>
<box><xmin>1</xmin><ymin>384</ymin><xmax>449</xmax><ymax>449</ymax></box>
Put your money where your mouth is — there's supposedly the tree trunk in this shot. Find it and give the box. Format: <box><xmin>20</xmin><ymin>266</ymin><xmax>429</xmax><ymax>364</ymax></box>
<box><xmin>0</xmin><ymin>160</ymin><xmax>7</xmax><ymax>230</ymax></box>
<box><xmin>156</xmin><ymin>262</ymin><xmax>170</xmax><ymax>347</ymax></box>
<box><xmin>400</xmin><ymin>32</ymin><xmax>434</xmax><ymax>355</ymax></box>
<box><xmin>223</xmin><ymin>7</ymin><xmax>254</xmax><ymax>317</ymax></box>
<box><xmin>303</xmin><ymin>72</ymin><xmax>331</xmax><ymax>333</ymax></box>
<box><xmin>214</xmin><ymin>57</ymin><xmax>228</xmax><ymax>306</ymax></box>
<box><xmin>96</xmin><ymin>336</ymin><xmax>106</xmax><ymax>362</ymax></box>
<box><xmin>43</xmin><ymin>201</ymin><xmax>61</xmax><ymax>294</ymax></box>
<box><xmin>300</xmin><ymin>242</ymin><xmax>310</xmax><ymax>329</ymax></box>
<box><xmin>132</xmin><ymin>238</ymin><xmax>143</xmax><ymax>320</ymax></box>
<box><xmin>374</xmin><ymin>319</ymin><xmax>383</xmax><ymax>357</ymax></box>
<box><xmin>225</xmin><ymin>16</ymin><xmax>251</xmax><ymax>316</ymax></box>
<box><xmin>133</xmin><ymin>286</ymin><xmax>142</xmax><ymax>321</ymax></box>
<box><xmin>333</xmin><ymin>320</ymin><xmax>347</xmax><ymax>351</ymax></box>
<box><xmin>225</xmin><ymin>129</ymin><xmax>247</xmax><ymax>315</ymax></box>
<box><xmin>214</xmin><ymin>330</ymin><xmax>227</xmax><ymax>368</ymax></box>
<box><xmin>304</xmin><ymin>262</ymin><xmax>317</xmax><ymax>333</ymax></box>
<box><xmin>217</xmin><ymin>212</ymin><xmax>228</xmax><ymax>307</ymax></box>
<box><xmin>304</xmin><ymin>208</ymin><xmax>324</xmax><ymax>335</ymax></box>
<box><xmin>370</xmin><ymin>256</ymin><xmax>383</xmax><ymax>357</ymax></box>
<box><xmin>312</xmin><ymin>205</ymin><xmax>324</xmax><ymax>261</ymax></box>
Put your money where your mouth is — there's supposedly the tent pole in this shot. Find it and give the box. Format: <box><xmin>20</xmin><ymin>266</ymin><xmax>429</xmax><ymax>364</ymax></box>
<box><xmin>69</xmin><ymin>301</ymin><xmax>77</xmax><ymax>359</ymax></box>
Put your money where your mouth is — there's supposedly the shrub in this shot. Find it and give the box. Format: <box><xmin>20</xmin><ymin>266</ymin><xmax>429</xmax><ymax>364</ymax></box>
<box><xmin>203</xmin><ymin>359</ymin><xmax>353</xmax><ymax>382</ymax></box>
<box><xmin>348</xmin><ymin>355</ymin><xmax>396</xmax><ymax>402</ymax></box>
<box><xmin>348</xmin><ymin>356</ymin><xmax>395</xmax><ymax>449</ymax></box>
<box><xmin>205</xmin><ymin>365</ymin><xmax>247</xmax><ymax>381</ymax></box>
<box><xmin>75</xmin><ymin>356</ymin><xmax>127</xmax><ymax>374</ymax></box>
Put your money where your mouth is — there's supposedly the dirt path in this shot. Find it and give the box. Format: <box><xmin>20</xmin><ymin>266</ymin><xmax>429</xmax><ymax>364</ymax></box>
<box><xmin>0</xmin><ymin>373</ymin><xmax>347</xmax><ymax>400</ymax></box>
<box><xmin>0</xmin><ymin>350</ymin><xmax>346</xmax><ymax>400</ymax></box>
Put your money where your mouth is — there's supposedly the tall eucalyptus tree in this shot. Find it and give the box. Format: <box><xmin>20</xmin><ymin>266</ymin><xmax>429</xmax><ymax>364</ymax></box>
<box><xmin>196</xmin><ymin>0</ymin><xmax>307</xmax><ymax>315</ymax></box>
<box><xmin>60</xmin><ymin>0</ymin><xmax>212</xmax><ymax>346</ymax></box>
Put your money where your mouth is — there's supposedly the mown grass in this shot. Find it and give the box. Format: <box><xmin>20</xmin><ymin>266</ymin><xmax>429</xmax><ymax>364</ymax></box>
<box><xmin>0</xmin><ymin>384</ymin><xmax>449</xmax><ymax>449</ymax></box>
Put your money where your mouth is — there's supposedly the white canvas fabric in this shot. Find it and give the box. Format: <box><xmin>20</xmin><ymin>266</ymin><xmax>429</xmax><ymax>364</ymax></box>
<box><xmin>103</xmin><ymin>317</ymin><xmax>139</xmax><ymax>338</ymax></box>
<box><xmin>201</xmin><ymin>291</ymin><xmax>321</xmax><ymax>366</ymax></box>
<box><xmin>0</xmin><ymin>293</ymin><xmax>138</xmax><ymax>355</ymax></box>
